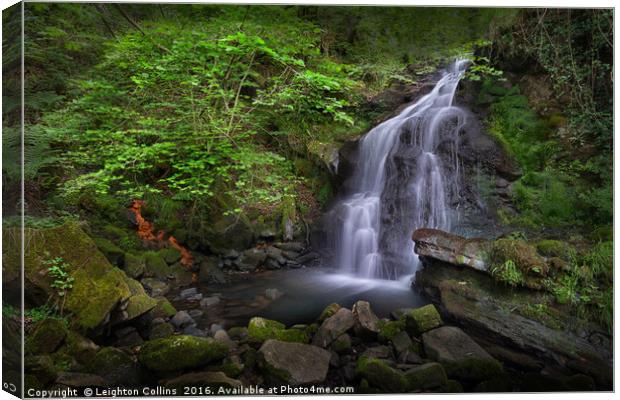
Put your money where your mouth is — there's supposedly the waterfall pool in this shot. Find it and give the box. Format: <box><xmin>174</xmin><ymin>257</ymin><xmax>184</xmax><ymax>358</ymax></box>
<box><xmin>171</xmin><ymin>267</ymin><xmax>428</xmax><ymax>329</ymax></box>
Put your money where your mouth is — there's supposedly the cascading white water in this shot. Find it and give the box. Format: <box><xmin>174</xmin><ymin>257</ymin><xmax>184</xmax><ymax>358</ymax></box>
<box><xmin>332</xmin><ymin>59</ymin><xmax>469</xmax><ymax>280</ymax></box>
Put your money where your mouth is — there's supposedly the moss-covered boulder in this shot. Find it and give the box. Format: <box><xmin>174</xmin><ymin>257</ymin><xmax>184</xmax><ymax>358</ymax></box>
<box><xmin>144</xmin><ymin>251</ymin><xmax>170</xmax><ymax>278</ymax></box>
<box><xmin>25</xmin><ymin>355</ymin><xmax>58</xmax><ymax>386</ymax></box>
<box><xmin>138</xmin><ymin>335</ymin><xmax>228</xmax><ymax>372</ymax></box>
<box><xmin>93</xmin><ymin>237</ymin><xmax>125</xmax><ymax>267</ymax></box>
<box><xmin>123</xmin><ymin>253</ymin><xmax>146</xmax><ymax>279</ymax></box>
<box><xmin>404</xmin><ymin>362</ymin><xmax>447</xmax><ymax>391</ymax></box>
<box><xmin>3</xmin><ymin>223</ymin><xmax>142</xmax><ymax>330</ymax></box>
<box><xmin>90</xmin><ymin>347</ymin><xmax>143</xmax><ymax>386</ymax></box>
<box><xmin>149</xmin><ymin>322</ymin><xmax>174</xmax><ymax>340</ymax></box>
<box><xmin>159</xmin><ymin>248</ymin><xmax>182</xmax><ymax>265</ymax></box>
<box><xmin>356</xmin><ymin>356</ymin><xmax>408</xmax><ymax>393</ymax></box>
<box><xmin>64</xmin><ymin>331</ymin><xmax>99</xmax><ymax>364</ymax></box>
<box><xmin>378</xmin><ymin>319</ymin><xmax>406</xmax><ymax>343</ymax></box>
<box><xmin>27</xmin><ymin>318</ymin><xmax>68</xmax><ymax>354</ymax></box>
<box><xmin>151</xmin><ymin>297</ymin><xmax>177</xmax><ymax>319</ymax></box>
<box><xmin>404</xmin><ymin>304</ymin><xmax>442</xmax><ymax>336</ymax></box>
<box><xmin>247</xmin><ymin>317</ymin><xmax>309</xmax><ymax>343</ymax></box>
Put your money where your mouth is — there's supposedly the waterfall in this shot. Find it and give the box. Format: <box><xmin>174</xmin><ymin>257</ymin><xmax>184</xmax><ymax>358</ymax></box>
<box><xmin>332</xmin><ymin>59</ymin><xmax>469</xmax><ymax>280</ymax></box>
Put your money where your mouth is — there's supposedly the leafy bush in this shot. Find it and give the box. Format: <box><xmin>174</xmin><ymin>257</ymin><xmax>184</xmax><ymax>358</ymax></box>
<box><xmin>489</xmin><ymin>260</ymin><xmax>523</xmax><ymax>287</ymax></box>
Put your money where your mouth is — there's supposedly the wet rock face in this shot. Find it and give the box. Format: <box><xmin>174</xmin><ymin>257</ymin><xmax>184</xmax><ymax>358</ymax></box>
<box><xmin>258</xmin><ymin>339</ymin><xmax>331</xmax><ymax>385</ymax></box>
<box><xmin>412</xmin><ymin>228</ymin><xmax>491</xmax><ymax>272</ymax></box>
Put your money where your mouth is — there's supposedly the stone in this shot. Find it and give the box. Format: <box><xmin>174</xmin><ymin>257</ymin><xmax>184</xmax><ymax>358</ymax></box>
<box><xmin>361</xmin><ymin>345</ymin><xmax>392</xmax><ymax>360</ymax></box>
<box><xmin>210</xmin><ymin>323</ymin><xmax>225</xmax><ymax>335</ymax></box>
<box><xmin>404</xmin><ymin>362</ymin><xmax>448</xmax><ymax>391</ymax></box>
<box><xmin>404</xmin><ymin>304</ymin><xmax>442</xmax><ymax>336</ymax></box>
<box><xmin>138</xmin><ymin>335</ymin><xmax>228</xmax><ymax>371</ymax></box>
<box><xmin>199</xmin><ymin>257</ymin><xmax>227</xmax><ymax>284</ymax></box>
<box><xmin>151</xmin><ymin>297</ymin><xmax>177</xmax><ymax>318</ymax></box>
<box><xmin>141</xmin><ymin>278</ymin><xmax>170</xmax><ymax>298</ymax></box>
<box><xmin>422</xmin><ymin>326</ymin><xmax>502</xmax><ymax>381</ymax></box>
<box><xmin>123</xmin><ymin>253</ymin><xmax>146</xmax><ymax>279</ymax></box>
<box><xmin>200</xmin><ymin>296</ymin><xmax>221</xmax><ymax>307</ymax></box>
<box><xmin>89</xmin><ymin>347</ymin><xmax>142</xmax><ymax>386</ymax></box>
<box><xmin>25</xmin><ymin>355</ymin><xmax>57</xmax><ymax>386</ymax></box>
<box><xmin>377</xmin><ymin>319</ymin><xmax>406</xmax><ymax>342</ymax></box>
<box><xmin>265</xmin><ymin>259</ymin><xmax>282</xmax><ymax>270</ymax></box>
<box><xmin>55</xmin><ymin>372</ymin><xmax>108</xmax><ymax>388</ymax></box>
<box><xmin>412</xmin><ymin>228</ymin><xmax>491</xmax><ymax>272</ymax></box>
<box><xmin>64</xmin><ymin>331</ymin><xmax>99</xmax><ymax>364</ymax></box>
<box><xmin>281</xmin><ymin>250</ymin><xmax>300</xmax><ymax>260</ymax></box>
<box><xmin>295</xmin><ymin>252</ymin><xmax>320</xmax><ymax>264</ymax></box>
<box><xmin>123</xmin><ymin>292</ymin><xmax>158</xmax><ymax>323</ymax></box>
<box><xmin>318</xmin><ymin>303</ymin><xmax>341</xmax><ymax>322</ymax></box>
<box><xmin>213</xmin><ymin>330</ymin><xmax>236</xmax><ymax>349</ymax></box>
<box><xmin>391</xmin><ymin>331</ymin><xmax>414</xmax><ymax>358</ymax></box>
<box><xmin>331</xmin><ymin>333</ymin><xmax>352</xmax><ymax>354</ymax></box>
<box><xmin>356</xmin><ymin>356</ymin><xmax>408</xmax><ymax>392</ymax></box>
<box><xmin>114</xmin><ymin>331</ymin><xmax>144</xmax><ymax>348</ymax></box>
<box><xmin>2</xmin><ymin>223</ymin><xmax>142</xmax><ymax>330</ymax></box>
<box><xmin>237</xmin><ymin>248</ymin><xmax>267</xmax><ymax>271</ymax></box>
<box><xmin>227</xmin><ymin>327</ymin><xmax>248</xmax><ymax>340</ymax></box>
<box><xmin>223</xmin><ymin>250</ymin><xmax>240</xmax><ymax>259</ymax></box>
<box><xmin>258</xmin><ymin>339</ymin><xmax>331</xmax><ymax>385</ymax></box>
<box><xmin>312</xmin><ymin>308</ymin><xmax>355</xmax><ymax>348</ymax></box>
<box><xmin>170</xmin><ymin>311</ymin><xmax>195</xmax><ymax>329</ymax></box>
<box><xmin>180</xmin><ymin>287</ymin><xmax>198</xmax><ymax>298</ymax></box>
<box><xmin>164</xmin><ymin>371</ymin><xmax>242</xmax><ymax>390</ymax></box>
<box><xmin>274</xmin><ymin>242</ymin><xmax>305</xmax><ymax>252</ymax></box>
<box><xmin>183</xmin><ymin>325</ymin><xmax>208</xmax><ymax>337</ymax></box>
<box><xmin>352</xmin><ymin>300</ymin><xmax>380</xmax><ymax>339</ymax></box>
<box><xmin>149</xmin><ymin>323</ymin><xmax>174</xmax><ymax>340</ymax></box>
<box><xmin>160</xmin><ymin>247</ymin><xmax>182</xmax><ymax>264</ymax></box>
<box><xmin>27</xmin><ymin>318</ymin><xmax>68</xmax><ymax>354</ymax></box>
<box><xmin>188</xmin><ymin>309</ymin><xmax>204</xmax><ymax>319</ymax></box>
<box><xmin>265</xmin><ymin>288</ymin><xmax>283</xmax><ymax>301</ymax></box>
<box><xmin>143</xmin><ymin>251</ymin><xmax>170</xmax><ymax>278</ymax></box>
<box><xmin>92</xmin><ymin>237</ymin><xmax>125</xmax><ymax>267</ymax></box>
<box><xmin>259</xmin><ymin>229</ymin><xmax>277</xmax><ymax>241</ymax></box>
<box><xmin>248</xmin><ymin>317</ymin><xmax>308</xmax><ymax>343</ymax></box>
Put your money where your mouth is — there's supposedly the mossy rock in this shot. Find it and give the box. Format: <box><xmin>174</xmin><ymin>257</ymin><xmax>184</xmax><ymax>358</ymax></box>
<box><xmin>64</xmin><ymin>331</ymin><xmax>99</xmax><ymax>364</ymax></box>
<box><xmin>151</xmin><ymin>297</ymin><xmax>177</xmax><ymax>319</ymax></box>
<box><xmin>138</xmin><ymin>335</ymin><xmax>228</xmax><ymax>372</ymax></box>
<box><xmin>378</xmin><ymin>319</ymin><xmax>406</xmax><ymax>342</ymax></box>
<box><xmin>144</xmin><ymin>251</ymin><xmax>170</xmax><ymax>278</ymax></box>
<box><xmin>26</xmin><ymin>318</ymin><xmax>68</xmax><ymax>354</ymax></box>
<box><xmin>93</xmin><ymin>237</ymin><xmax>125</xmax><ymax>267</ymax></box>
<box><xmin>227</xmin><ymin>326</ymin><xmax>248</xmax><ymax>340</ymax></box>
<box><xmin>405</xmin><ymin>362</ymin><xmax>447</xmax><ymax>391</ymax></box>
<box><xmin>441</xmin><ymin>379</ymin><xmax>464</xmax><ymax>393</ymax></box>
<box><xmin>123</xmin><ymin>253</ymin><xmax>146</xmax><ymax>279</ymax></box>
<box><xmin>491</xmin><ymin>238</ymin><xmax>548</xmax><ymax>276</ymax></box>
<box><xmin>25</xmin><ymin>355</ymin><xmax>58</xmax><ymax>385</ymax></box>
<box><xmin>159</xmin><ymin>248</ymin><xmax>181</xmax><ymax>265</ymax></box>
<box><xmin>125</xmin><ymin>294</ymin><xmax>158</xmax><ymax>321</ymax></box>
<box><xmin>247</xmin><ymin>317</ymin><xmax>309</xmax><ymax>343</ymax></box>
<box><xmin>536</xmin><ymin>240</ymin><xmax>570</xmax><ymax>259</ymax></box>
<box><xmin>4</xmin><ymin>223</ymin><xmax>135</xmax><ymax>330</ymax></box>
<box><xmin>149</xmin><ymin>323</ymin><xmax>174</xmax><ymax>340</ymax></box>
<box><xmin>318</xmin><ymin>303</ymin><xmax>341</xmax><ymax>322</ymax></box>
<box><xmin>356</xmin><ymin>356</ymin><xmax>408</xmax><ymax>393</ymax></box>
<box><xmin>89</xmin><ymin>347</ymin><xmax>142</xmax><ymax>386</ymax></box>
<box><xmin>404</xmin><ymin>304</ymin><xmax>442</xmax><ymax>336</ymax></box>
<box><xmin>101</xmin><ymin>225</ymin><xmax>127</xmax><ymax>241</ymax></box>
<box><xmin>331</xmin><ymin>333</ymin><xmax>351</xmax><ymax>353</ymax></box>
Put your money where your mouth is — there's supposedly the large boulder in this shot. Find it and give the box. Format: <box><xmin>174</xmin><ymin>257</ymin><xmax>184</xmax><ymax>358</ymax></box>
<box><xmin>412</xmin><ymin>228</ymin><xmax>490</xmax><ymax>272</ymax></box>
<box><xmin>355</xmin><ymin>356</ymin><xmax>408</xmax><ymax>393</ymax></box>
<box><xmin>138</xmin><ymin>335</ymin><xmax>228</xmax><ymax>372</ymax></box>
<box><xmin>422</xmin><ymin>326</ymin><xmax>502</xmax><ymax>381</ymax></box>
<box><xmin>26</xmin><ymin>318</ymin><xmax>67</xmax><ymax>354</ymax></box>
<box><xmin>89</xmin><ymin>347</ymin><xmax>143</xmax><ymax>386</ymax></box>
<box><xmin>415</xmin><ymin>260</ymin><xmax>613</xmax><ymax>388</ymax></box>
<box><xmin>352</xmin><ymin>300</ymin><xmax>380</xmax><ymax>339</ymax></box>
<box><xmin>2</xmin><ymin>223</ymin><xmax>156</xmax><ymax>330</ymax></box>
<box><xmin>312</xmin><ymin>308</ymin><xmax>355</xmax><ymax>348</ymax></box>
<box><xmin>258</xmin><ymin>339</ymin><xmax>331</xmax><ymax>385</ymax></box>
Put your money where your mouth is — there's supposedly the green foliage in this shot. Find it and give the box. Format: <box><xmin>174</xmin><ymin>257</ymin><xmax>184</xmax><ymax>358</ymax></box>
<box><xmin>43</xmin><ymin>257</ymin><xmax>75</xmax><ymax>315</ymax></box>
<box><xmin>489</xmin><ymin>260</ymin><xmax>523</xmax><ymax>287</ymax></box>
